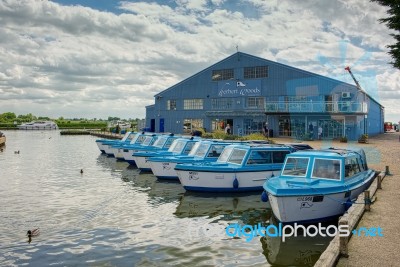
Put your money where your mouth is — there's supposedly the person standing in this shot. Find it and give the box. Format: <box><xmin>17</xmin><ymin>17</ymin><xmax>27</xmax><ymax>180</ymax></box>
<box><xmin>318</xmin><ymin>125</ymin><xmax>323</xmax><ymax>140</ymax></box>
<box><xmin>225</xmin><ymin>124</ymin><xmax>231</xmax><ymax>134</ymax></box>
<box><xmin>309</xmin><ymin>123</ymin><xmax>314</xmax><ymax>139</ymax></box>
<box><xmin>263</xmin><ymin>123</ymin><xmax>269</xmax><ymax>137</ymax></box>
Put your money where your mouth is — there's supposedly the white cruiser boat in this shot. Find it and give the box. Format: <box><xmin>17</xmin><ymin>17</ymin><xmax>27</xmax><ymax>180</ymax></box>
<box><xmin>17</xmin><ymin>121</ymin><xmax>58</xmax><ymax>130</ymax></box>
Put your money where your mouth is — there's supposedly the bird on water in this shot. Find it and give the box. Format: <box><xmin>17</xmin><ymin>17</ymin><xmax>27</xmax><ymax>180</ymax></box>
<box><xmin>27</xmin><ymin>228</ymin><xmax>40</xmax><ymax>243</ymax></box>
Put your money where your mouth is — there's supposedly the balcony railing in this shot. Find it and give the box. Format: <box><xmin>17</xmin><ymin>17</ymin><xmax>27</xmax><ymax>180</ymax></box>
<box><xmin>265</xmin><ymin>101</ymin><xmax>367</xmax><ymax>114</ymax></box>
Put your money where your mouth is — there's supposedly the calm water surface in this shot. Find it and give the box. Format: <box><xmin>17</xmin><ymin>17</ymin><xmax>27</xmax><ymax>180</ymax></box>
<box><xmin>0</xmin><ymin>131</ymin><xmax>331</xmax><ymax>266</ymax></box>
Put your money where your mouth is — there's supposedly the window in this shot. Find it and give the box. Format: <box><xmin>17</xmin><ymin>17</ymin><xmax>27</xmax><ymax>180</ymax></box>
<box><xmin>184</xmin><ymin>99</ymin><xmax>203</xmax><ymax>110</ymax></box>
<box><xmin>246</xmin><ymin>150</ymin><xmax>272</xmax><ymax>165</ymax></box>
<box><xmin>244</xmin><ymin>66</ymin><xmax>268</xmax><ymax>79</ymax></box>
<box><xmin>272</xmin><ymin>151</ymin><xmax>290</xmax><ymax>163</ymax></box>
<box><xmin>212</xmin><ymin>69</ymin><xmax>234</xmax><ymax>81</ymax></box>
<box><xmin>211</xmin><ymin>98</ymin><xmax>234</xmax><ymax>110</ymax></box>
<box><xmin>167</xmin><ymin>100</ymin><xmax>177</xmax><ymax>110</ymax></box>
<box><xmin>247</xmin><ymin>97</ymin><xmax>264</xmax><ymax>108</ymax></box>
<box><xmin>183</xmin><ymin>118</ymin><xmax>203</xmax><ymax>134</ymax></box>
<box><xmin>217</xmin><ymin>146</ymin><xmax>234</xmax><ymax>162</ymax></box>
<box><xmin>227</xmin><ymin>149</ymin><xmax>247</xmax><ymax>165</ymax></box>
<box><xmin>345</xmin><ymin>157</ymin><xmax>361</xmax><ymax>178</ymax></box>
<box><xmin>312</xmin><ymin>158</ymin><xmax>341</xmax><ymax>180</ymax></box>
<box><xmin>207</xmin><ymin>145</ymin><xmax>226</xmax><ymax>158</ymax></box>
<box><xmin>282</xmin><ymin>157</ymin><xmax>309</xmax><ymax>177</ymax></box>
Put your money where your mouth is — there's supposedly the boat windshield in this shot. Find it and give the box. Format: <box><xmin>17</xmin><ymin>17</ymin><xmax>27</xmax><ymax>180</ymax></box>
<box><xmin>217</xmin><ymin>147</ymin><xmax>234</xmax><ymax>163</ymax></box>
<box><xmin>153</xmin><ymin>137</ymin><xmax>168</xmax><ymax>148</ymax></box>
<box><xmin>312</xmin><ymin>158</ymin><xmax>341</xmax><ymax>180</ymax></box>
<box><xmin>121</xmin><ymin>132</ymin><xmax>132</xmax><ymax>141</ymax></box>
<box><xmin>282</xmin><ymin>157</ymin><xmax>309</xmax><ymax>177</ymax></box>
<box><xmin>142</xmin><ymin>136</ymin><xmax>154</xmax><ymax>146</ymax></box>
<box><xmin>188</xmin><ymin>142</ymin><xmax>201</xmax><ymax>156</ymax></box>
<box><xmin>226</xmin><ymin>148</ymin><xmax>247</xmax><ymax>165</ymax></box>
<box><xmin>168</xmin><ymin>140</ymin><xmax>187</xmax><ymax>153</ymax></box>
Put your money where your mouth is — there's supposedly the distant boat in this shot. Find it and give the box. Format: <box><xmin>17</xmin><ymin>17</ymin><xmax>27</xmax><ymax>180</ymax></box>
<box><xmin>263</xmin><ymin>148</ymin><xmax>376</xmax><ymax>223</ymax></box>
<box><xmin>17</xmin><ymin>121</ymin><xmax>58</xmax><ymax>130</ymax></box>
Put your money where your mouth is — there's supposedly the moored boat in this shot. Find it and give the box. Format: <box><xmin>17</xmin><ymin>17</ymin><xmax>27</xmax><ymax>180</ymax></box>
<box><xmin>132</xmin><ymin>137</ymin><xmax>200</xmax><ymax>172</ymax></box>
<box><xmin>17</xmin><ymin>121</ymin><xmax>58</xmax><ymax>130</ymax></box>
<box><xmin>175</xmin><ymin>144</ymin><xmax>294</xmax><ymax>192</ymax></box>
<box><xmin>95</xmin><ymin>131</ymin><xmax>136</xmax><ymax>154</ymax></box>
<box><xmin>263</xmin><ymin>148</ymin><xmax>376</xmax><ymax>223</ymax></box>
<box><xmin>148</xmin><ymin>140</ymin><xmax>240</xmax><ymax>180</ymax></box>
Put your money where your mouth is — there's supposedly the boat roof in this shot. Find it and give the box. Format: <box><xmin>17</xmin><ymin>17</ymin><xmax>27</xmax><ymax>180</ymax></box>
<box><xmin>223</xmin><ymin>143</ymin><xmax>294</xmax><ymax>151</ymax></box>
<box><xmin>286</xmin><ymin>147</ymin><xmax>365</xmax><ymax>158</ymax></box>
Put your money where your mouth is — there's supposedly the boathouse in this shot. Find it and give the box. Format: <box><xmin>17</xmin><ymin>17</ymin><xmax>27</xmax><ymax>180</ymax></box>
<box><xmin>144</xmin><ymin>52</ymin><xmax>384</xmax><ymax>140</ymax></box>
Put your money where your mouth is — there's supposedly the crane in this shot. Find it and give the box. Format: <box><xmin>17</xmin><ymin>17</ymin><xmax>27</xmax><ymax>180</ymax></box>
<box><xmin>344</xmin><ymin>66</ymin><xmax>364</xmax><ymax>93</ymax></box>
<box><xmin>344</xmin><ymin>66</ymin><xmax>368</xmax><ymax>135</ymax></box>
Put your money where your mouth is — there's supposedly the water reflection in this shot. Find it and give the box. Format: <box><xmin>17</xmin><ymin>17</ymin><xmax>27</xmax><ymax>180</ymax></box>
<box><xmin>260</xmin><ymin>215</ymin><xmax>332</xmax><ymax>267</ymax></box>
<box><xmin>175</xmin><ymin>192</ymin><xmax>271</xmax><ymax>223</ymax></box>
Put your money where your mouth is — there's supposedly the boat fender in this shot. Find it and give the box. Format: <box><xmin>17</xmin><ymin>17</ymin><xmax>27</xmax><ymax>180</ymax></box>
<box><xmin>233</xmin><ymin>177</ymin><xmax>239</xmax><ymax>189</ymax></box>
<box><xmin>261</xmin><ymin>191</ymin><xmax>269</xmax><ymax>202</ymax></box>
<box><xmin>344</xmin><ymin>198</ymin><xmax>353</xmax><ymax>211</ymax></box>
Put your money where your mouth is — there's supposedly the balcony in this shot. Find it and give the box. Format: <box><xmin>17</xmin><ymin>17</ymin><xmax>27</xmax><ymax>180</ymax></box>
<box><xmin>265</xmin><ymin>101</ymin><xmax>367</xmax><ymax>114</ymax></box>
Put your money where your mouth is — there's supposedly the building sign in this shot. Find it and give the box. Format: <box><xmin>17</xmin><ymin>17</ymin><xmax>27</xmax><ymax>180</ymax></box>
<box><xmin>215</xmin><ymin>80</ymin><xmax>262</xmax><ymax>97</ymax></box>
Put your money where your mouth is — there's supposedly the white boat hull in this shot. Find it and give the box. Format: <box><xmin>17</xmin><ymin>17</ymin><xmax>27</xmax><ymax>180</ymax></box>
<box><xmin>103</xmin><ymin>144</ymin><xmax>116</xmax><ymax>156</ymax></box>
<box><xmin>133</xmin><ymin>156</ymin><xmax>152</xmax><ymax>172</ymax></box>
<box><xmin>268</xmin><ymin>177</ymin><xmax>374</xmax><ymax>223</ymax></box>
<box><xmin>149</xmin><ymin>161</ymin><xmax>179</xmax><ymax>180</ymax></box>
<box><xmin>176</xmin><ymin>170</ymin><xmax>277</xmax><ymax>192</ymax></box>
<box><xmin>122</xmin><ymin>149</ymin><xmax>139</xmax><ymax>165</ymax></box>
<box><xmin>96</xmin><ymin>141</ymin><xmax>106</xmax><ymax>153</ymax></box>
<box><xmin>112</xmin><ymin>147</ymin><xmax>125</xmax><ymax>160</ymax></box>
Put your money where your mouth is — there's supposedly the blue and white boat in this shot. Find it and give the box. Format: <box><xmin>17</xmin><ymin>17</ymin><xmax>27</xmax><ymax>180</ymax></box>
<box><xmin>96</xmin><ymin>131</ymin><xmax>136</xmax><ymax>155</ymax></box>
<box><xmin>120</xmin><ymin>134</ymin><xmax>160</xmax><ymax>165</ymax></box>
<box><xmin>263</xmin><ymin>148</ymin><xmax>376</xmax><ymax>223</ymax></box>
<box><xmin>110</xmin><ymin>132</ymin><xmax>152</xmax><ymax>160</ymax></box>
<box><xmin>148</xmin><ymin>140</ymin><xmax>240</xmax><ymax>180</ymax></box>
<box><xmin>132</xmin><ymin>137</ymin><xmax>198</xmax><ymax>172</ymax></box>
<box><xmin>175</xmin><ymin>144</ymin><xmax>294</xmax><ymax>192</ymax></box>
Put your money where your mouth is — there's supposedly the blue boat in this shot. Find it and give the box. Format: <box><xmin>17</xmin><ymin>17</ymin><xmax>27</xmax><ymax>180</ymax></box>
<box><xmin>110</xmin><ymin>132</ymin><xmax>155</xmax><ymax>160</ymax></box>
<box><xmin>263</xmin><ymin>148</ymin><xmax>376</xmax><ymax>223</ymax></box>
<box><xmin>132</xmin><ymin>137</ymin><xmax>200</xmax><ymax>172</ymax></box>
<box><xmin>120</xmin><ymin>134</ymin><xmax>160</xmax><ymax>165</ymax></box>
<box><xmin>148</xmin><ymin>140</ymin><xmax>242</xmax><ymax>180</ymax></box>
<box><xmin>123</xmin><ymin>133</ymin><xmax>179</xmax><ymax>166</ymax></box>
<box><xmin>175</xmin><ymin>144</ymin><xmax>295</xmax><ymax>192</ymax></box>
<box><xmin>96</xmin><ymin>131</ymin><xmax>136</xmax><ymax>154</ymax></box>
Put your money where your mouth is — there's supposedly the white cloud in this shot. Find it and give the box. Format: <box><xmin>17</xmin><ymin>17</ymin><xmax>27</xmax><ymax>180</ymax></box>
<box><xmin>0</xmin><ymin>0</ymin><xmax>398</xmax><ymax>121</ymax></box>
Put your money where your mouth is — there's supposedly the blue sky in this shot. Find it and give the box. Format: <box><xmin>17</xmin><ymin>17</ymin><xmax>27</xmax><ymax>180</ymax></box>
<box><xmin>0</xmin><ymin>0</ymin><xmax>399</xmax><ymax>122</ymax></box>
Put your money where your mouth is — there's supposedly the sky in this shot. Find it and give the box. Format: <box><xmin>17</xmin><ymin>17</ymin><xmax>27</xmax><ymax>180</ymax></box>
<box><xmin>0</xmin><ymin>0</ymin><xmax>399</xmax><ymax>122</ymax></box>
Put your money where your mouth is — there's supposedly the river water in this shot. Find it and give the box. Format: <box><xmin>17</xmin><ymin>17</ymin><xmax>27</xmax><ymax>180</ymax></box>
<box><xmin>0</xmin><ymin>130</ymin><xmax>331</xmax><ymax>266</ymax></box>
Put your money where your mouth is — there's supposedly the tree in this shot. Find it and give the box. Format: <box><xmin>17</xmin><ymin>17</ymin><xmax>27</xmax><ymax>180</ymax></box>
<box><xmin>0</xmin><ymin>112</ymin><xmax>17</xmax><ymax>122</ymax></box>
<box><xmin>372</xmin><ymin>0</ymin><xmax>400</xmax><ymax>69</ymax></box>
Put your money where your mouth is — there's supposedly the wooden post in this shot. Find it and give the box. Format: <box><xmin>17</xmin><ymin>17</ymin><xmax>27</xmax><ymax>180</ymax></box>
<box><xmin>364</xmin><ymin>190</ymin><xmax>371</xmax><ymax>211</ymax></box>
<box><xmin>339</xmin><ymin>217</ymin><xmax>349</xmax><ymax>257</ymax></box>
<box><xmin>385</xmin><ymin>165</ymin><xmax>391</xmax><ymax>175</ymax></box>
<box><xmin>377</xmin><ymin>174</ymin><xmax>382</xmax><ymax>189</ymax></box>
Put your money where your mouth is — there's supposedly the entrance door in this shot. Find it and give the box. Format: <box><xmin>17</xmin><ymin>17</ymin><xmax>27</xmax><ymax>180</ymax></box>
<box><xmin>159</xmin><ymin>118</ymin><xmax>165</xmax><ymax>133</ymax></box>
<box><xmin>318</xmin><ymin>119</ymin><xmax>344</xmax><ymax>139</ymax></box>
<box><xmin>226</xmin><ymin>119</ymin><xmax>233</xmax><ymax>134</ymax></box>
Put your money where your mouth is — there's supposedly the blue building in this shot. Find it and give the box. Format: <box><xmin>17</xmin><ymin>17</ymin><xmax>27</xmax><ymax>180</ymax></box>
<box><xmin>145</xmin><ymin>52</ymin><xmax>384</xmax><ymax>140</ymax></box>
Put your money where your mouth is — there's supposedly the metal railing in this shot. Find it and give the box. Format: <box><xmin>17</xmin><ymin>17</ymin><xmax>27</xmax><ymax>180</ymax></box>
<box><xmin>265</xmin><ymin>101</ymin><xmax>367</xmax><ymax>114</ymax></box>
